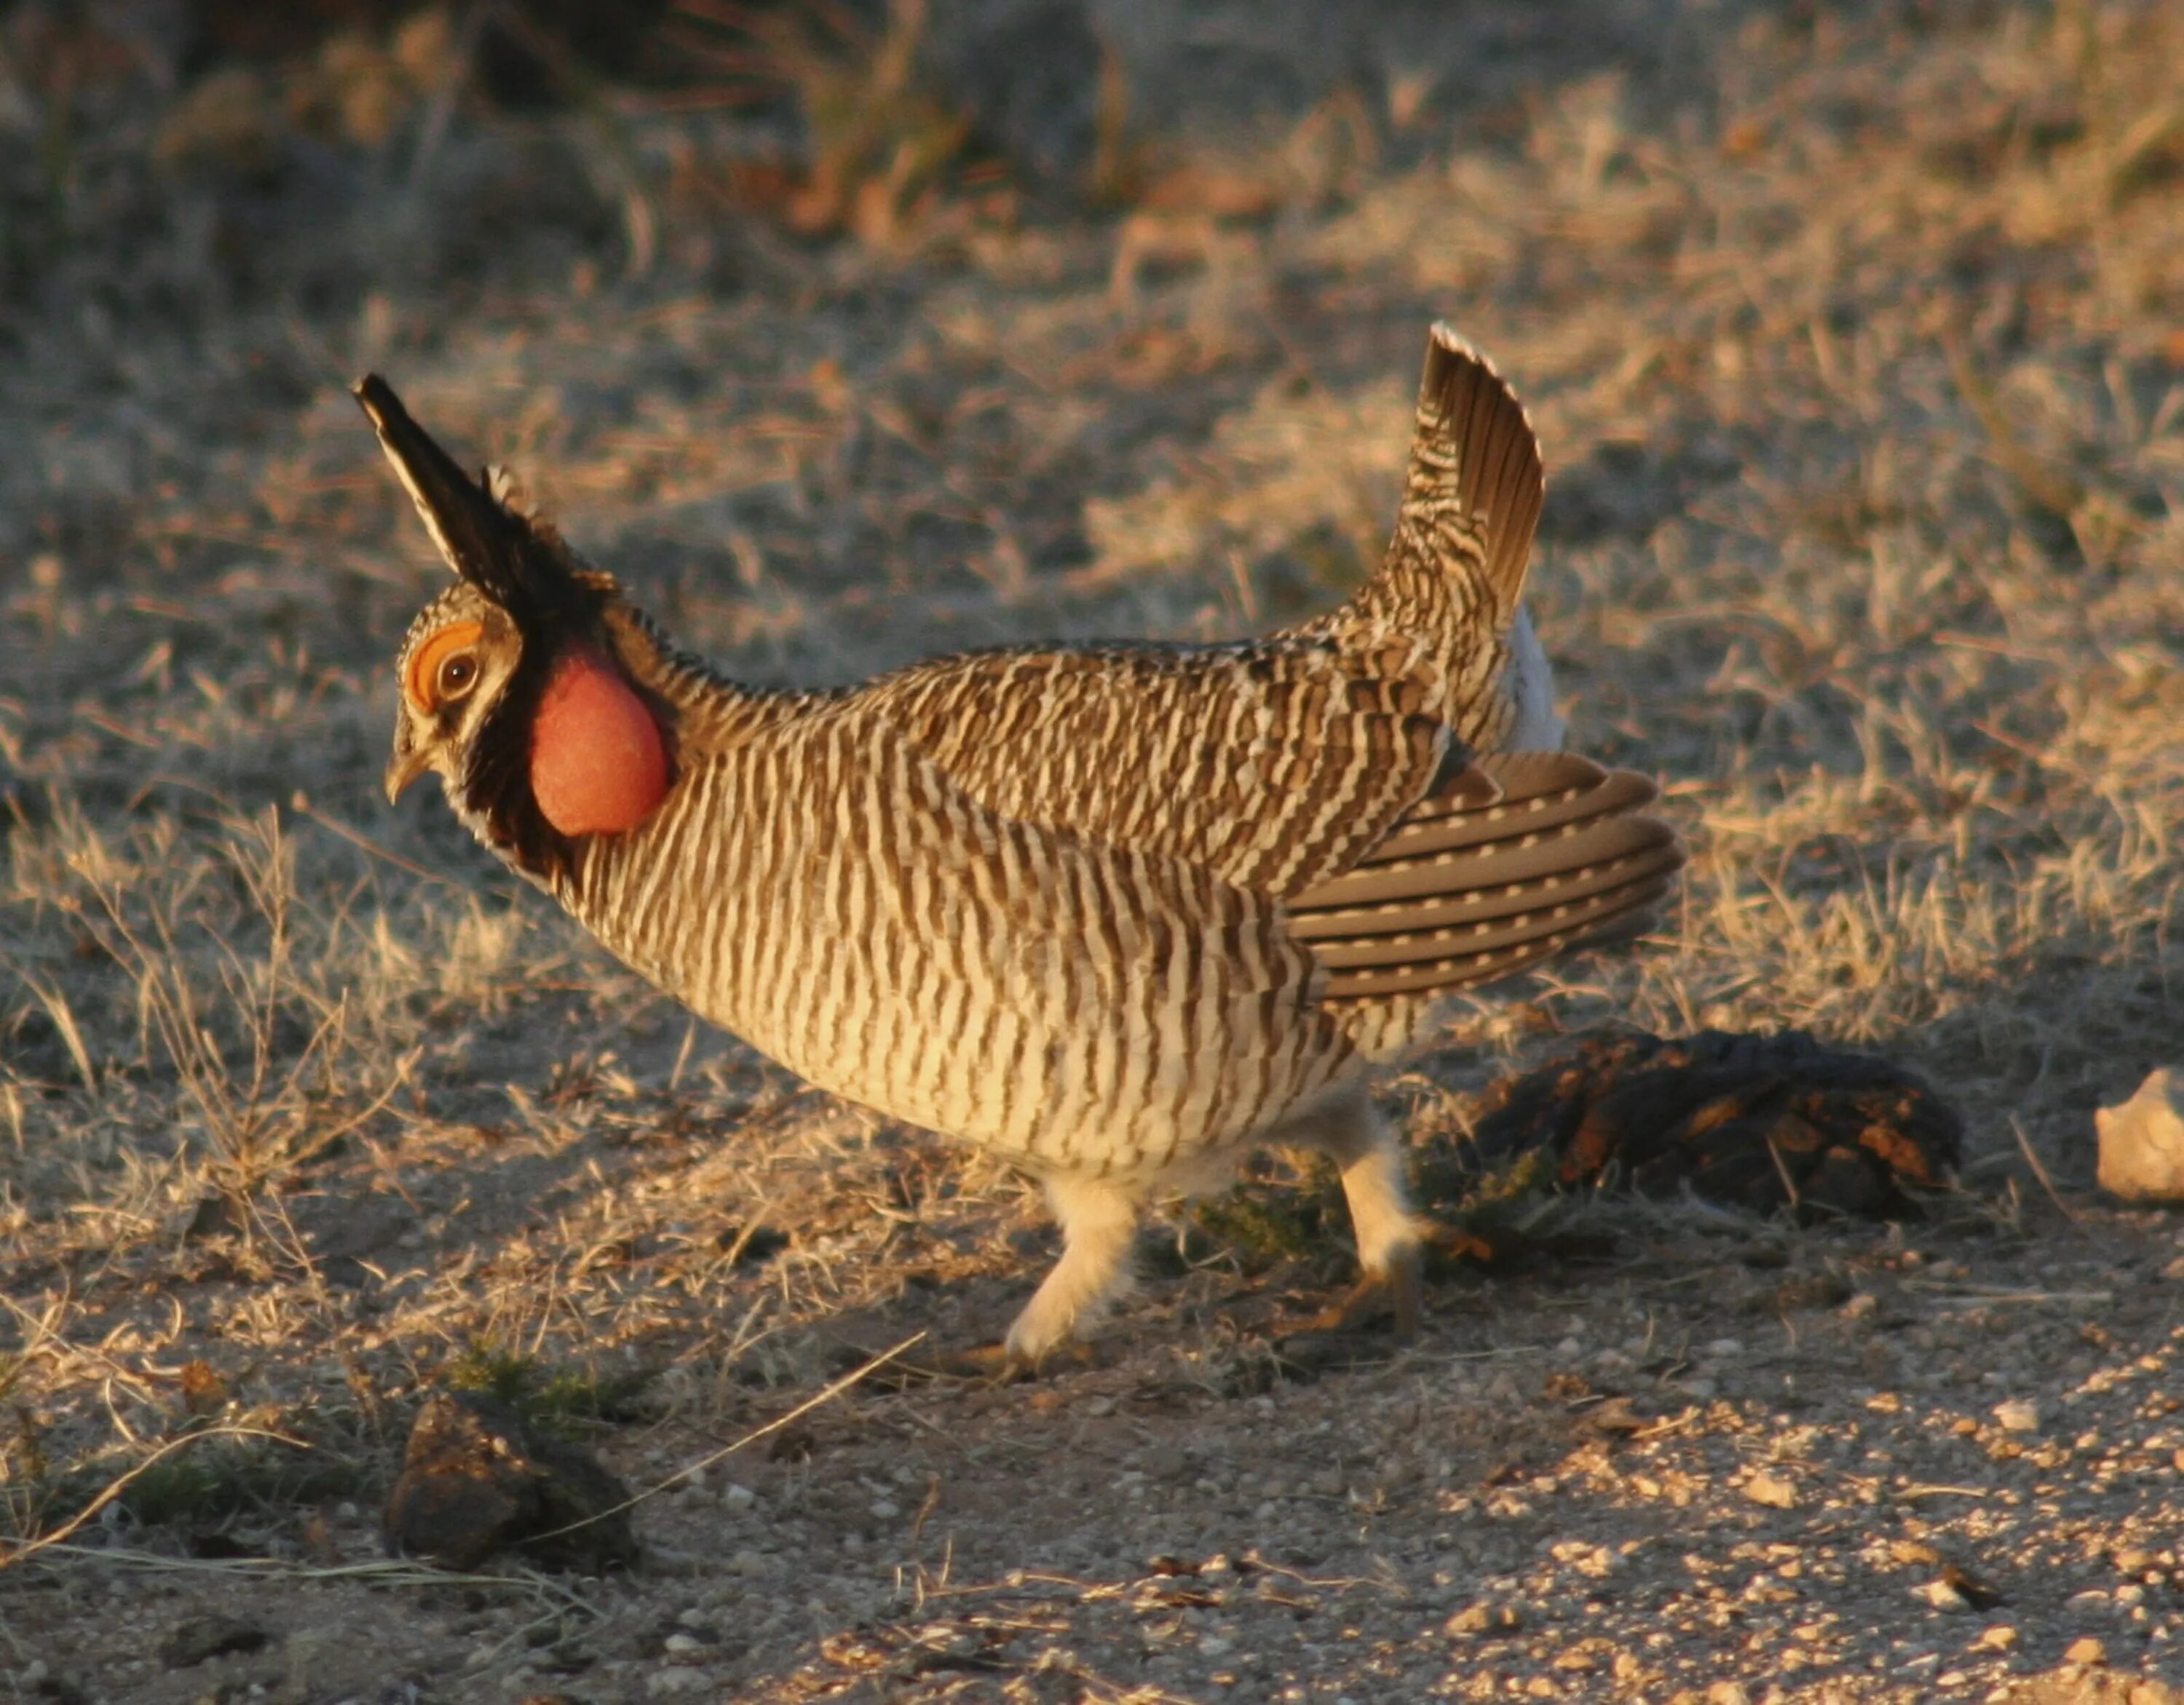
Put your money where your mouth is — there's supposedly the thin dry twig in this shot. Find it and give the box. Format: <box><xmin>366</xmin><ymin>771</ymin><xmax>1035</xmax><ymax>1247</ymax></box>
<box><xmin>2011</xmin><ymin>1117</ymin><xmax>2084</xmax><ymax>1225</ymax></box>
<box><xmin>0</xmin><ymin>1425</ymin><xmax>306</xmax><ymax>1573</ymax></box>
<box><xmin>523</xmin><ymin>1332</ymin><xmax>925</xmax><ymax>1547</ymax></box>
<box><xmin>289</xmin><ymin>792</ymin><xmax>464</xmax><ymax>890</ymax></box>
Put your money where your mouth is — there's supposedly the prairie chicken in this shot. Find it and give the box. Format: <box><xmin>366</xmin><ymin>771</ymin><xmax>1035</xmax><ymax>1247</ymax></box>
<box><xmin>367</xmin><ymin>325</ymin><xmax>1681</xmax><ymax>1363</ymax></box>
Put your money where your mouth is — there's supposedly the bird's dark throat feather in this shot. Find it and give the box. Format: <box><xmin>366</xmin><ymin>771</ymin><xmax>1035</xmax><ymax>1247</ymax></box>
<box><xmin>460</xmin><ymin>638</ymin><xmax>575</xmax><ymax>882</ymax></box>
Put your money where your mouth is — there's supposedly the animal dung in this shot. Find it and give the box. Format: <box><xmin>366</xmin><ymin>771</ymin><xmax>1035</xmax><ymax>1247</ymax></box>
<box><xmin>383</xmin><ymin>1390</ymin><xmax>637</xmax><ymax>1573</ymax></box>
<box><xmin>1463</xmin><ymin>1026</ymin><xmax>1964</xmax><ymax>1219</ymax></box>
<box><xmin>2094</xmin><ymin>1067</ymin><xmax>2184</xmax><ymax>1203</ymax></box>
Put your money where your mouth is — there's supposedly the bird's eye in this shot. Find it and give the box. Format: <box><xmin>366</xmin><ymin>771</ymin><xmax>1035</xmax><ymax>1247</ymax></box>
<box><xmin>437</xmin><ymin>653</ymin><xmax>479</xmax><ymax>701</ymax></box>
<box><xmin>405</xmin><ymin>618</ymin><xmax>488</xmax><ymax>713</ymax></box>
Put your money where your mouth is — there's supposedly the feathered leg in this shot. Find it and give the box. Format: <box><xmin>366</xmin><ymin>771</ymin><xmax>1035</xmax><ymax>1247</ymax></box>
<box><xmin>1278</xmin><ymin>1083</ymin><xmax>1425</xmax><ymax>1334</ymax></box>
<box><xmin>1003</xmin><ymin>1174</ymin><xmax>1142</xmax><ymax>1364</ymax></box>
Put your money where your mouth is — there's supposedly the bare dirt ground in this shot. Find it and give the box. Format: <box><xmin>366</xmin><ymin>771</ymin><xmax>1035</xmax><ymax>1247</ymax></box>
<box><xmin>5</xmin><ymin>1</ymin><xmax>2184</xmax><ymax>1700</ymax></box>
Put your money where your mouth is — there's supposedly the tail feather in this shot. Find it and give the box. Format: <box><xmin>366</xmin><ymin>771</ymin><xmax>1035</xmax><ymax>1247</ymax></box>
<box><xmin>1291</xmin><ymin>748</ymin><xmax>1683</xmax><ymax>1002</ymax></box>
<box><xmin>1316</xmin><ymin>871</ymin><xmax>1679</xmax><ymax>998</ymax></box>
<box><xmin>1289</xmin><ymin>824</ymin><xmax>1677</xmax><ymax>943</ymax></box>
<box><xmin>1281</xmin><ymin>325</ymin><xmax>1544</xmax><ymax>650</ymax></box>
<box><xmin>1416</xmin><ymin>327</ymin><xmax>1546</xmax><ymax>620</ymax></box>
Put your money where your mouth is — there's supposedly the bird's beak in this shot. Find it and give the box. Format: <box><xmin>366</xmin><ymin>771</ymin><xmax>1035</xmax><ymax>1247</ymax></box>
<box><xmin>384</xmin><ymin>743</ymin><xmax>432</xmax><ymax>805</ymax></box>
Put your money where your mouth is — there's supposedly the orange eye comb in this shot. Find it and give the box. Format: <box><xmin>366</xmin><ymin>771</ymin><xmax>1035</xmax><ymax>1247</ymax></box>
<box><xmin>407</xmin><ymin>620</ymin><xmax>485</xmax><ymax>711</ymax></box>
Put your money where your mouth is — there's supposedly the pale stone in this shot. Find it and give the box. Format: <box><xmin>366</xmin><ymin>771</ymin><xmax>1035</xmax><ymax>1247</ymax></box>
<box><xmin>2096</xmin><ymin>1069</ymin><xmax>2184</xmax><ymax>1202</ymax></box>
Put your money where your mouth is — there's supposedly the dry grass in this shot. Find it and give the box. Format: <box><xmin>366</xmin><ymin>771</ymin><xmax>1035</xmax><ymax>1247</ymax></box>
<box><xmin>3</xmin><ymin>1</ymin><xmax>2183</xmax><ymax>1697</ymax></box>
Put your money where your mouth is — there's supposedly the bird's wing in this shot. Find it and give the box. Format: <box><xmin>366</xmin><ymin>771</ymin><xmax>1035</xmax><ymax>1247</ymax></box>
<box><xmin>855</xmin><ymin>649</ymin><xmax>1677</xmax><ymax>1009</ymax></box>
<box><xmin>853</xmin><ymin>636</ymin><xmax>1451</xmax><ymax>898</ymax></box>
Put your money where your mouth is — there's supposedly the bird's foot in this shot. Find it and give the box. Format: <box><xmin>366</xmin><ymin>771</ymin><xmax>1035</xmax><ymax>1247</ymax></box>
<box><xmin>1281</xmin><ymin>1244</ymin><xmax>1423</xmax><ymax>1342</ymax></box>
<box><xmin>1421</xmin><ymin>1219</ymin><xmax>1496</xmax><ymax>1267</ymax></box>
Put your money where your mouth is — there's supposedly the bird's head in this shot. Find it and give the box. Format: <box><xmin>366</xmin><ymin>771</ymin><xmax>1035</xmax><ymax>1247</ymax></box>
<box><xmin>384</xmin><ymin>579</ymin><xmax>524</xmax><ymax>812</ymax></box>
<box><xmin>359</xmin><ymin>376</ymin><xmax>672</xmax><ymax>879</ymax></box>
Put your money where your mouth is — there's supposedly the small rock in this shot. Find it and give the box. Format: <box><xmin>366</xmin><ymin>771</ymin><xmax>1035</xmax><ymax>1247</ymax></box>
<box><xmin>646</xmin><ymin>1666</ymin><xmax>711</xmax><ymax>1696</ymax></box>
<box><xmin>10</xmin><ymin>1663</ymin><xmax>90</xmax><ymax>1705</ymax></box>
<box><xmin>2095</xmin><ymin>1068</ymin><xmax>2184</xmax><ymax>1202</ymax></box>
<box><xmin>1918</xmin><ymin>1579</ymin><xmax>1972</xmax><ymax>1612</ymax></box>
<box><xmin>159</xmin><ymin>1615</ymin><xmax>272</xmax><ymax>1668</ymax></box>
<box><xmin>383</xmin><ymin>1391</ymin><xmax>637</xmax><ymax>1573</ymax></box>
<box><xmin>1549</xmin><ymin>1542</ymin><xmax>1618</xmax><ymax>1578</ymax></box>
<box><xmin>1934</xmin><ymin>1563</ymin><xmax>2006</xmax><ymax>1610</ymax></box>
<box><xmin>662</xmin><ymin>1633</ymin><xmax>705</xmax><ymax>1656</ymax></box>
<box><xmin>2064</xmin><ymin>1636</ymin><xmax>2108</xmax><ymax>1664</ymax></box>
<box><xmin>1445</xmin><ymin>1600</ymin><xmax>1522</xmax><ymax>1637</ymax></box>
<box><xmin>1992</xmin><ymin>1399</ymin><xmax>2041</xmax><ymax>1433</ymax></box>
<box><xmin>1770</xmin><ymin>1271</ymin><xmax>1851</xmax><ymax>1311</ymax></box>
<box><xmin>1744</xmin><ymin>1472</ymin><xmax>1798</xmax><ymax>1509</ymax></box>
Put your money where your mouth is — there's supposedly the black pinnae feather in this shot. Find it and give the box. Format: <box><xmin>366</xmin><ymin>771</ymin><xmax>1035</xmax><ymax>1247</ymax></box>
<box><xmin>352</xmin><ymin>374</ymin><xmax>587</xmax><ymax>624</ymax></box>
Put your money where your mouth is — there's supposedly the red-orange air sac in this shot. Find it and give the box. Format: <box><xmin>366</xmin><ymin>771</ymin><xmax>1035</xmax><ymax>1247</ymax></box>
<box><xmin>529</xmin><ymin>645</ymin><xmax>669</xmax><ymax>836</ymax></box>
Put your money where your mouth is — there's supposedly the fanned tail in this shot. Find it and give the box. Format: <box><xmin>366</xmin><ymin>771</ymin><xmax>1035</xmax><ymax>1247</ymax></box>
<box><xmin>1290</xmin><ymin>751</ymin><xmax>1682</xmax><ymax>1002</ymax></box>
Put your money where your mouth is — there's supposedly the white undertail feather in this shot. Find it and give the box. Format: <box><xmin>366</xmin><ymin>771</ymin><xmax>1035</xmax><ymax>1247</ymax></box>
<box><xmin>371</xmin><ymin>325</ymin><xmax>1679</xmax><ymax>1359</ymax></box>
<box><xmin>1504</xmin><ymin>606</ymin><xmax>1565</xmax><ymax>751</ymax></box>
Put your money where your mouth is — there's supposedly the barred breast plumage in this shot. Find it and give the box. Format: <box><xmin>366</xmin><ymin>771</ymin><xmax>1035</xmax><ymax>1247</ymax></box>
<box><xmin>367</xmin><ymin>325</ymin><xmax>1683</xmax><ymax>1361</ymax></box>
